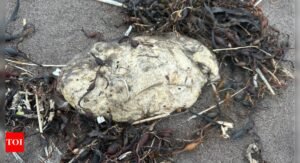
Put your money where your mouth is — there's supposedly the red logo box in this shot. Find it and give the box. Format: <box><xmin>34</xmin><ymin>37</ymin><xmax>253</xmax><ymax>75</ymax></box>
<box><xmin>5</xmin><ymin>132</ymin><xmax>24</xmax><ymax>153</ymax></box>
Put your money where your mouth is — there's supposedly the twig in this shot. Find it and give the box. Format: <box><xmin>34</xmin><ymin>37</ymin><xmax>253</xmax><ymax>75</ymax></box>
<box><xmin>211</xmin><ymin>82</ymin><xmax>222</xmax><ymax>112</ymax></box>
<box><xmin>38</xmin><ymin>155</ymin><xmax>46</xmax><ymax>162</ymax></box>
<box><xmin>133</xmin><ymin>23</ymin><xmax>152</xmax><ymax>27</ymax></box>
<box><xmin>211</xmin><ymin>83</ymin><xmax>221</xmax><ymax>101</ymax></box>
<box><xmin>5</xmin><ymin>59</ymin><xmax>67</xmax><ymax>67</ymax></box>
<box><xmin>68</xmin><ymin>142</ymin><xmax>97</xmax><ymax>163</ymax></box>
<box><xmin>19</xmin><ymin>91</ymin><xmax>34</xmax><ymax>95</ymax></box>
<box><xmin>256</xmin><ymin>68</ymin><xmax>276</xmax><ymax>95</ymax></box>
<box><xmin>254</xmin><ymin>0</ymin><xmax>263</xmax><ymax>7</ymax></box>
<box><xmin>35</xmin><ymin>94</ymin><xmax>43</xmax><ymax>133</ymax></box>
<box><xmin>12</xmin><ymin>152</ymin><xmax>24</xmax><ymax>163</ymax></box>
<box><xmin>242</xmin><ymin>66</ymin><xmax>254</xmax><ymax>72</ymax></box>
<box><xmin>44</xmin><ymin>146</ymin><xmax>49</xmax><ymax>158</ymax></box>
<box><xmin>186</xmin><ymin>86</ymin><xmax>248</xmax><ymax>122</ymax></box>
<box><xmin>280</xmin><ymin>67</ymin><xmax>295</xmax><ymax>79</ymax></box>
<box><xmin>68</xmin><ymin>148</ymin><xmax>86</xmax><ymax>163</ymax></box>
<box><xmin>140</xmin><ymin>138</ymin><xmax>155</xmax><ymax>160</ymax></box>
<box><xmin>24</xmin><ymin>89</ymin><xmax>32</xmax><ymax>110</ymax></box>
<box><xmin>52</xmin><ymin>142</ymin><xmax>63</xmax><ymax>156</ymax></box>
<box><xmin>7</xmin><ymin>63</ymin><xmax>34</xmax><ymax>76</ymax></box>
<box><xmin>96</xmin><ymin>0</ymin><xmax>126</xmax><ymax>8</ymax></box>
<box><xmin>262</xmin><ymin>66</ymin><xmax>282</xmax><ymax>86</ymax></box>
<box><xmin>170</xmin><ymin>7</ymin><xmax>194</xmax><ymax>21</ymax></box>
<box><xmin>132</xmin><ymin>113</ymin><xmax>170</xmax><ymax>125</ymax></box>
<box><xmin>7</xmin><ymin>63</ymin><xmax>33</xmax><ymax>76</ymax></box>
<box><xmin>118</xmin><ymin>151</ymin><xmax>132</xmax><ymax>160</ymax></box>
<box><xmin>212</xmin><ymin>46</ymin><xmax>272</xmax><ymax>57</ymax></box>
<box><xmin>16</xmin><ymin>114</ymin><xmax>38</xmax><ymax>119</ymax></box>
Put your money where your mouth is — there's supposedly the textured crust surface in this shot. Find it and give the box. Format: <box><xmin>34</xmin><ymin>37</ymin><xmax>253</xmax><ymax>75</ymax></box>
<box><xmin>58</xmin><ymin>33</ymin><xmax>219</xmax><ymax>122</ymax></box>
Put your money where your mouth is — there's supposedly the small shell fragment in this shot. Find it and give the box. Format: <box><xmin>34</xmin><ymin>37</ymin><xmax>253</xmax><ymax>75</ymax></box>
<box><xmin>97</xmin><ymin>116</ymin><xmax>106</xmax><ymax>124</ymax></box>
<box><xmin>52</xmin><ymin>68</ymin><xmax>62</xmax><ymax>76</ymax></box>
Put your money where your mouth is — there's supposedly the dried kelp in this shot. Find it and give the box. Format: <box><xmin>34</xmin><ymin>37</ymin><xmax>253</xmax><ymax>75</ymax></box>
<box><xmin>122</xmin><ymin>0</ymin><xmax>291</xmax><ymax>99</ymax></box>
<box><xmin>4</xmin><ymin>0</ymin><xmax>293</xmax><ymax>162</ymax></box>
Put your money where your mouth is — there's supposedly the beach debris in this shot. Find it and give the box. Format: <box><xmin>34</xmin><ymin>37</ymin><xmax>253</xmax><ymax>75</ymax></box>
<box><xmin>254</xmin><ymin>0</ymin><xmax>264</xmax><ymax>7</ymax></box>
<box><xmin>12</xmin><ymin>152</ymin><xmax>24</xmax><ymax>163</ymax></box>
<box><xmin>186</xmin><ymin>86</ymin><xmax>248</xmax><ymax>122</ymax></box>
<box><xmin>5</xmin><ymin>71</ymin><xmax>58</xmax><ymax>133</ymax></box>
<box><xmin>96</xmin><ymin>116</ymin><xmax>106</xmax><ymax>124</ymax></box>
<box><xmin>58</xmin><ymin>33</ymin><xmax>219</xmax><ymax>122</ymax></box>
<box><xmin>173</xmin><ymin>138</ymin><xmax>203</xmax><ymax>154</ymax></box>
<box><xmin>52</xmin><ymin>68</ymin><xmax>62</xmax><ymax>77</ymax></box>
<box><xmin>217</xmin><ymin>121</ymin><xmax>234</xmax><ymax>139</ymax></box>
<box><xmin>5</xmin><ymin>59</ymin><xmax>67</xmax><ymax>68</ymax></box>
<box><xmin>35</xmin><ymin>94</ymin><xmax>44</xmax><ymax>133</ymax></box>
<box><xmin>95</xmin><ymin>0</ymin><xmax>291</xmax><ymax>123</ymax></box>
<box><xmin>124</xmin><ymin>25</ymin><xmax>133</xmax><ymax>36</ymax></box>
<box><xmin>96</xmin><ymin>0</ymin><xmax>126</xmax><ymax>8</ymax></box>
<box><xmin>245</xmin><ymin>143</ymin><xmax>266</xmax><ymax>163</ymax></box>
<box><xmin>3</xmin><ymin>0</ymin><xmax>293</xmax><ymax>162</ymax></box>
<box><xmin>118</xmin><ymin>151</ymin><xmax>132</xmax><ymax>160</ymax></box>
<box><xmin>81</xmin><ymin>28</ymin><xmax>104</xmax><ymax>41</ymax></box>
<box><xmin>256</xmin><ymin>68</ymin><xmax>276</xmax><ymax>95</ymax></box>
<box><xmin>121</xmin><ymin>0</ymin><xmax>289</xmax><ymax>96</ymax></box>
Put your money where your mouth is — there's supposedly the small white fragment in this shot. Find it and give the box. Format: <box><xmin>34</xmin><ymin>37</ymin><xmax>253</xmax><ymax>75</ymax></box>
<box><xmin>52</xmin><ymin>68</ymin><xmax>62</xmax><ymax>76</ymax></box>
<box><xmin>217</xmin><ymin>121</ymin><xmax>234</xmax><ymax>128</ymax></box>
<box><xmin>48</xmin><ymin>100</ymin><xmax>55</xmax><ymax>122</ymax></box>
<box><xmin>280</xmin><ymin>67</ymin><xmax>295</xmax><ymax>79</ymax></box>
<box><xmin>35</xmin><ymin>94</ymin><xmax>44</xmax><ymax>133</ymax></box>
<box><xmin>256</xmin><ymin>68</ymin><xmax>276</xmax><ymax>95</ymax></box>
<box><xmin>23</xmin><ymin>19</ymin><xmax>27</xmax><ymax>26</ymax></box>
<box><xmin>72</xmin><ymin>148</ymin><xmax>80</xmax><ymax>154</ymax></box>
<box><xmin>254</xmin><ymin>0</ymin><xmax>263</xmax><ymax>7</ymax></box>
<box><xmin>217</xmin><ymin>121</ymin><xmax>234</xmax><ymax>139</ymax></box>
<box><xmin>253</xmin><ymin>74</ymin><xmax>258</xmax><ymax>88</ymax></box>
<box><xmin>10</xmin><ymin>92</ymin><xmax>20</xmax><ymax>110</ymax></box>
<box><xmin>118</xmin><ymin>151</ymin><xmax>132</xmax><ymax>160</ymax></box>
<box><xmin>96</xmin><ymin>0</ymin><xmax>126</xmax><ymax>8</ymax></box>
<box><xmin>44</xmin><ymin>146</ymin><xmax>49</xmax><ymax>157</ymax></box>
<box><xmin>124</xmin><ymin>25</ymin><xmax>133</xmax><ymax>36</ymax></box>
<box><xmin>220</xmin><ymin>126</ymin><xmax>230</xmax><ymax>139</ymax></box>
<box><xmin>97</xmin><ymin>116</ymin><xmax>106</xmax><ymax>124</ymax></box>
<box><xmin>246</xmin><ymin>143</ymin><xmax>260</xmax><ymax>163</ymax></box>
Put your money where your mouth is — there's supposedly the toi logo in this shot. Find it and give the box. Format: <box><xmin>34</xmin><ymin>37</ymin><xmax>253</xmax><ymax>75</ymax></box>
<box><xmin>5</xmin><ymin>132</ymin><xmax>24</xmax><ymax>153</ymax></box>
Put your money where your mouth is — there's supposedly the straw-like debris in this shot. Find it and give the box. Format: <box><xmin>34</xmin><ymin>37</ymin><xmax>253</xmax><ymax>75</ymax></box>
<box><xmin>3</xmin><ymin>0</ymin><xmax>293</xmax><ymax>162</ymax></box>
<box><xmin>118</xmin><ymin>0</ymin><xmax>292</xmax><ymax>122</ymax></box>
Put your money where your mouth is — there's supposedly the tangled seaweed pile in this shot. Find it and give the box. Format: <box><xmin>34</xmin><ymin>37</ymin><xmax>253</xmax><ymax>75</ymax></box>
<box><xmin>3</xmin><ymin>0</ymin><xmax>294</xmax><ymax>162</ymax></box>
<box><xmin>123</xmin><ymin>0</ymin><xmax>291</xmax><ymax>98</ymax></box>
<box><xmin>5</xmin><ymin>76</ymin><xmax>208</xmax><ymax>162</ymax></box>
